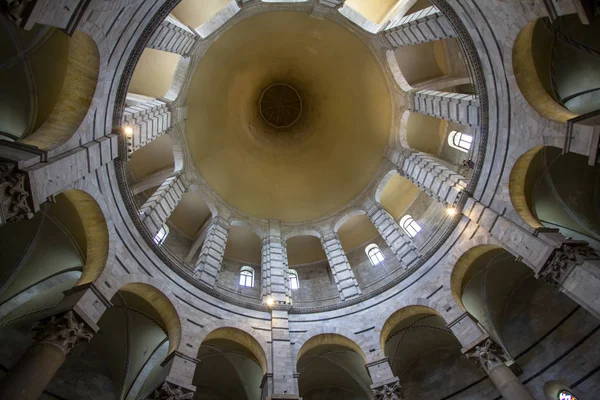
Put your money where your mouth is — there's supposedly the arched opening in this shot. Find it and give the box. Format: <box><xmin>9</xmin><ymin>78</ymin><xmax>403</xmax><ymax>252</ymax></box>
<box><xmin>128</xmin><ymin>48</ymin><xmax>180</xmax><ymax>100</ymax></box>
<box><xmin>220</xmin><ymin>224</ymin><xmax>262</xmax><ymax>301</ymax></box>
<box><xmin>172</xmin><ymin>0</ymin><xmax>234</xmax><ymax>32</ymax></box>
<box><xmin>450</xmin><ymin>244</ymin><xmax>600</xmax><ymax>397</ymax></box>
<box><xmin>239</xmin><ymin>266</ymin><xmax>255</xmax><ymax>288</ymax></box>
<box><xmin>297</xmin><ymin>333</ymin><xmax>371</xmax><ymax>400</ymax></box>
<box><xmin>0</xmin><ymin>189</ymin><xmax>108</xmax><ymax>321</ymax></box>
<box><xmin>513</xmin><ymin>15</ymin><xmax>600</xmax><ymax>122</ymax></box>
<box><xmin>195</xmin><ymin>327</ymin><xmax>267</xmax><ymax>399</ymax></box>
<box><xmin>286</xmin><ymin>235</ymin><xmax>333</xmax><ymax>307</ymax></box>
<box><xmin>381</xmin><ymin>307</ymin><xmax>488</xmax><ymax>398</ymax></box>
<box><xmin>510</xmin><ymin>146</ymin><xmax>600</xmax><ymax>250</ymax></box>
<box><xmin>399</xmin><ymin>215</ymin><xmax>421</xmax><ymax>238</ymax></box>
<box><xmin>0</xmin><ymin>19</ymin><xmax>99</xmax><ymax>150</ymax></box>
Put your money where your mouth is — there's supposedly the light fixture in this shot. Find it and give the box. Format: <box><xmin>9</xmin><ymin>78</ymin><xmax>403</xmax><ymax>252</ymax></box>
<box><xmin>447</xmin><ymin>207</ymin><xmax>457</xmax><ymax>216</ymax></box>
<box><xmin>266</xmin><ymin>297</ymin><xmax>275</xmax><ymax>307</ymax></box>
<box><xmin>123</xmin><ymin>125</ymin><xmax>134</xmax><ymax>137</ymax></box>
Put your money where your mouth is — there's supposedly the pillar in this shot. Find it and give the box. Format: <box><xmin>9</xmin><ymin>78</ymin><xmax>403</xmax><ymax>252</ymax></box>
<box><xmin>412</xmin><ymin>90</ymin><xmax>480</xmax><ymax>127</ymax></box>
<box><xmin>383</xmin><ymin>6</ymin><xmax>455</xmax><ymax>48</ymax></box>
<box><xmin>122</xmin><ymin>94</ymin><xmax>172</xmax><ymax>157</ymax></box>
<box><xmin>464</xmin><ymin>338</ymin><xmax>533</xmax><ymax>400</ymax></box>
<box><xmin>139</xmin><ymin>175</ymin><xmax>187</xmax><ymax>238</ymax></box>
<box><xmin>261</xmin><ymin>220</ymin><xmax>290</xmax><ymax>305</ymax></box>
<box><xmin>193</xmin><ymin>217</ymin><xmax>229</xmax><ymax>287</ymax></box>
<box><xmin>321</xmin><ymin>233</ymin><xmax>361</xmax><ymax>301</ymax></box>
<box><xmin>398</xmin><ymin>150</ymin><xmax>468</xmax><ymax>207</ymax></box>
<box><xmin>318</xmin><ymin>0</ymin><xmax>346</xmax><ymax>8</ymax></box>
<box><xmin>367</xmin><ymin>358</ymin><xmax>405</xmax><ymax>399</ymax></box>
<box><xmin>367</xmin><ymin>204</ymin><xmax>421</xmax><ymax>267</ymax></box>
<box><xmin>0</xmin><ymin>310</ymin><xmax>96</xmax><ymax>400</ymax></box>
<box><xmin>267</xmin><ymin>308</ymin><xmax>300</xmax><ymax>399</ymax></box>
<box><xmin>147</xmin><ymin>14</ymin><xmax>200</xmax><ymax>57</ymax></box>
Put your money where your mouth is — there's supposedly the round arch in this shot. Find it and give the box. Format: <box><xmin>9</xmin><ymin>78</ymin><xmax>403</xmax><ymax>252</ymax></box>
<box><xmin>379</xmin><ymin>305</ymin><xmax>443</xmax><ymax>352</ymax></box>
<box><xmin>20</xmin><ymin>31</ymin><xmax>100</xmax><ymax>151</ymax></box>
<box><xmin>197</xmin><ymin>323</ymin><xmax>269</xmax><ymax>374</ymax></box>
<box><xmin>296</xmin><ymin>332</ymin><xmax>368</xmax><ymax>364</ymax></box>
<box><xmin>333</xmin><ymin>209</ymin><xmax>367</xmax><ymax>233</ymax></box>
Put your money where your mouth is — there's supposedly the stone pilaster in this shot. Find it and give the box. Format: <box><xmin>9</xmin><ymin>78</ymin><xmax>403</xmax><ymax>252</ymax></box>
<box><xmin>367</xmin><ymin>358</ymin><xmax>404</xmax><ymax>399</ymax></box>
<box><xmin>399</xmin><ymin>151</ymin><xmax>468</xmax><ymax>207</ymax></box>
<box><xmin>139</xmin><ymin>175</ymin><xmax>187</xmax><ymax>238</ymax></box>
<box><xmin>269</xmin><ymin>308</ymin><xmax>300</xmax><ymax>398</ymax></box>
<box><xmin>383</xmin><ymin>6</ymin><xmax>455</xmax><ymax>48</ymax></box>
<box><xmin>318</xmin><ymin>0</ymin><xmax>346</xmax><ymax>9</ymax></box>
<box><xmin>321</xmin><ymin>233</ymin><xmax>361</xmax><ymax>301</ymax></box>
<box><xmin>147</xmin><ymin>14</ymin><xmax>200</xmax><ymax>57</ymax></box>
<box><xmin>367</xmin><ymin>204</ymin><xmax>421</xmax><ymax>267</ymax></box>
<box><xmin>261</xmin><ymin>220</ymin><xmax>290</xmax><ymax>305</ymax></box>
<box><xmin>193</xmin><ymin>217</ymin><xmax>229</xmax><ymax>287</ymax></box>
<box><xmin>122</xmin><ymin>95</ymin><xmax>172</xmax><ymax>157</ymax></box>
<box><xmin>412</xmin><ymin>90</ymin><xmax>480</xmax><ymax>127</ymax></box>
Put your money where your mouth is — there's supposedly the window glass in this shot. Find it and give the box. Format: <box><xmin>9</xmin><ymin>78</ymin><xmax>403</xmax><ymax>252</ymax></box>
<box><xmin>239</xmin><ymin>266</ymin><xmax>254</xmax><ymax>287</ymax></box>
<box><xmin>154</xmin><ymin>226</ymin><xmax>169</xmax><ymax>245</ymax></box>
<box><xmin>448</xmin><ymin>130</ymin><xmax>473</xmax><ymax>153</ymax></box>
<box><xmin>400</xmin><ymin>215</ymin><xmax>421</xmax><ymax>238</ymax></box>
<box><xmin>365</xmin><ymin>244</ymin><xmax>385</xmax><ymax>265</ymax></box>
<box><xmin>289</xmin><ymin>269</ymin><xmax>299</xmax><ymax>290</ymax></box>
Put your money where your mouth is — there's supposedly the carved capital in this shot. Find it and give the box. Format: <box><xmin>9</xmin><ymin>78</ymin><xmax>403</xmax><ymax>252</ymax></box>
<box><xmin>32</xmin><ymin>311</ymin><xmax>95</xmax><ymax>355</ymax></box>
<box><xmin>464</xmin><ymin>338</ymin><xmax>507</xmax><ymax>374</ymax></box>
<box><xmin>3</xmin><ymin>0</ymin><xmax>35</xmax><ymax>26</ymax></box>
<box><xmin>0</xmin><ymin>161</ymin><xmax>33</xmax><ymax>225</ymax></box>
<box><xmin>372</xmin><ymin>381</ymin><xmax>404</xmax><ymax>400</ymax></box>
<box><xmin>150</xmin><ymin>382</ymin><xmax>194</xmax><ymax>400</ymax></box>
<box><xmin>539</xmin><ymin>244</ymin><xmax>598</xmax><ymax>287</ymax></box>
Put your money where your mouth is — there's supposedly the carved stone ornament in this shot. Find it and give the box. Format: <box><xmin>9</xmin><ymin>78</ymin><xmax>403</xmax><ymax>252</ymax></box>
<box><xmin>32</xmin><ymin>311</ymin><xmax>95</xmax><ymax>355</ymax></box>
<box><xmin>3</xmin><ymin>0</ymin><xmax>35</xmax><ymax>25</ymax></box>
<box><xmin>372</xmin><ymin>381</ymin><xmax>405</xmax><ymax>400</ymax></box>
<box><xmin>540</xmin><ymin>244</ymin><xmax>598</xmax><ymax>286</ymax></box>
<box><xmin>464</xmin><ymin>338</ymin><xmax>507</xmax><ymax>373</ymax></box>
<box><xmin>0</xmin><ymin>161</ymin><xmax>33</xmax><ymax>224</ymax></box>
<box><xmin>150</xmin><ymin>382</ymin><xmax>194</xmax><ymax>400</ymax></box>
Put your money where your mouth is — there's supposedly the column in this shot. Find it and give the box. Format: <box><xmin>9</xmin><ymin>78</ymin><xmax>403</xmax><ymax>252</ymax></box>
<box><xmin>412</xmin><ymin>90</ymin><xmax>480</xmax><ymax>127</ymax></box>
<box><xmin>122</xmin><ymin>94</ymin><xmax>172</xmax><ymax>157</ymax></box>
<box><xmin>193</xmin><ymin>217</ymin><xmax>229</xmax><ymax>287</ymax></box>
<box><xmin>399</xmin><ymin>150</ymin><xmax>468</xmax><ymax>207</ymax></box>
<box><xmin>0</xmin><ymin>310</ymin><xmax>96</xmax><ymax>400</ymax></box>
<box><xmin>261</xmin><ymin>220</ymin><xmax>290</xmax><ymax>305</ymax></box>
<box><xmin>464</xmin><ymin>339</ymin><xmax>533</xmax><ymax>399</ymax></box>
<box><xmin>147</xmin><ymin>15</ymin><xmax>200</xmax><ymax>57</ymax></box>
<box><xmin>367</xmin><ymin>358</ymin><xmax>405</xmax><ymax>399</ymax></box>
<box><xmin>268</xmin><ymin>308</ymin><xmax>300</xmax><ymax>399</ymax></box>
<box><xmin>367</xmin><ymin>204</ymin><xmax>421</xmax><ymax>268</ymax></box>
<box><xmin>462</xmin><ymin>198</ymin><xmax>600</xmax><ymax>319</ymax></box>
<box><xmin>383</xmin><ymin>6</ymin><xmax>455</xmax><ymax>48</ymax></box>
<box><xmin>147</xmin><ymin>351</ymin><xmax>197</xmax><ymax>399</ymax></box>
<box><xmin>446</xmin><ymin>313</ymin><xmax>532</xmax><ymax>399</ymax></box>
<box><xmin>139</xmin><ymin>175</ymin><xmax>187</xmax><ymax>238</ymax></box>
<box><xmin>321</xmin><ymin>233</ymin><xmax>361</xmax><ymax>301</ymax></box>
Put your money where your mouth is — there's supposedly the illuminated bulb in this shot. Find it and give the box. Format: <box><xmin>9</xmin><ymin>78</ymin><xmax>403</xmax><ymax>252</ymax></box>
<box><xmin>447</xmin><ymin>207</ymin><xmax>457</xmax><ymax>216</ymax></box>
<box><xmin>123</xmin><ymin>126</ymin><xmax>134</xmax><ymax>137</ymax></box>
<box><xmin>266</xmin><ymin>297</ymin><xmax>275</xmax><ymax>307</ymax></box>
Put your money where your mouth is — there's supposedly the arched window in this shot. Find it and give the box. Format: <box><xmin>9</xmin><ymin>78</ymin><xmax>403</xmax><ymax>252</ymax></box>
<box><xmin>365</xmin><ymin>244</ymin><xmax>384</xmax><ymax>266</ymax></box>
<box><xmin>289</xmin><ymin>269</ymin><xmax>299</xmax><ymax>290</ymax></box>
<box><xmin>239</xmin><ymin>266</ymin><xmax>255</xmax><ymax>287</ymax></box>
<box><xmin>448</xmin><ymin>130</ymin><xmax>473</xmax><ymax>153</ymax></box>
<box><xmin>154</xmin><ymin>225</ymin><xmax>169</xmax><ymax>245</ymax></box>
<box><xmin>400</xmin><ymin>215</ymin><xmax>421</xmax><ymax>238</ymax></box>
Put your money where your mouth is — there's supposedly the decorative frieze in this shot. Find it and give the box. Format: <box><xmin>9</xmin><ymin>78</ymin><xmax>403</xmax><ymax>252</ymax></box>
<box><xmin>372</xmin><ymin>381</ymin><xmax>404</xmax><ymax>400</ymax></box>
<box><xmin>538</xmin><ymin>243</ymin><xmax>598</xmax><ymax>287</ymax></box>
<box><xmin>464</xmin><ymin>338</ymin><xmax>507</xmax><ymax>374</ymax></box>
<box><xmin>149</xmin><ymin>382</ymin><xmax>194</xmax><ymax>400</ymax></box>
<box><xmin>32</xmin><ymin>311</ymin><xmax>95</xmax><ymax>355</ymax></box>
<box><xmin>0</xmin><ymin>161</ymin><xmax>33</xmax><ymax>225</ymax></box>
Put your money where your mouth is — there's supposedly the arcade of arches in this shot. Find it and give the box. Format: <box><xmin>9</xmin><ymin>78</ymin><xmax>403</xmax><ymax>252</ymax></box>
<box><xmin>0</xmin><ymin>0</ymin><xmax>599</xmax><ymax>399</ymax></box>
